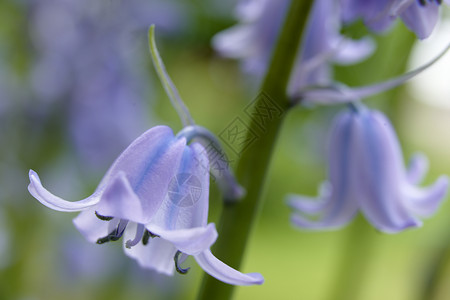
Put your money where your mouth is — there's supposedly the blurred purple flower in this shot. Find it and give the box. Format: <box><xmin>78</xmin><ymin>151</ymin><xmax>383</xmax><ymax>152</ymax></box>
<box><xmin>213</xmin><ymin>0</ymin><xmax>373</xmax><ymax>93</ymax></box>
<box><xmin>340</xmin><ymin>0</ymin><xmax>448</xmax><ymax>39</ymax></box>
<box><xmin>287</xmin><ymin>106</ymin><xmax>448</xmax><ymax>233</ymax></box>
<box><xmin>28</xmin><ymin>125</ymin><xmax>264</xmax><ymax>286</ymax></box>
<box><xmin>27</xmin><ymin>0</ymin><xmax>189</xmax><ymax>169</ymax></box>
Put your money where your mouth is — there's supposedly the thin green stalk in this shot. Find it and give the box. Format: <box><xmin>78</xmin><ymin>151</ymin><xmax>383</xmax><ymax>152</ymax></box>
<box><xmin>327</xmin><ymin>216</ymin><xmax>376</xmax><ymax>300</ymax></box>
<box><xmin>420</xmin><ymin>240</ymin><xmax>450</xmax><ymax>300</ymax></box>
<box><xmin>196</xmin><ymin>1</ymin><xmax>314</xmax><ymax>299</ymax></box>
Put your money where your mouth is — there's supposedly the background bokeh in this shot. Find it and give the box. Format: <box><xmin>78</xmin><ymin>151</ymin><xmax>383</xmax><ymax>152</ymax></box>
<box><xmin>0</xmin><ymin>1</ymin><xmax>450</xmax><ymax>300</ymax></box>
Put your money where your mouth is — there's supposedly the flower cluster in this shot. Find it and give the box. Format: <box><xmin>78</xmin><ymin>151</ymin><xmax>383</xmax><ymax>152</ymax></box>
<box><xmin>26</xmin><ymin>0</ymin><xmax>450</xmax><ymax>292</ymax></box>
<box><xmin>213</xmin><ymin>0</ymin><xmax>374</xmax><ymax>93</ymax></box>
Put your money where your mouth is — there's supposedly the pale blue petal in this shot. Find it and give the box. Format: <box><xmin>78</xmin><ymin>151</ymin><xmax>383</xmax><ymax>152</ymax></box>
<box><xmin>194</xmin><ymin>250</ymin><xmax>264</xmax><ymax>286</ymax></box>
<box><xmin>288</xmin><ymin>111</ymin><xmax>358</xmax><ymax>230</ymax></box>
<box><xmin>95</xmin><ymin>172</ymin><xmax>146</xmax><ymax>223</ymax></box>
<box><xmin>101</xmin><ymin>126</ymin><xmax>186</xmax><ymax>223</ymax></box>
<box><xmin>404</xmin><ymin>175</ymin><xmax>448</xmax><ymax>217</ymax></box>
<box><xmin>146</xmin><ymin>223</ymin><xmax>217</xmax><ymax>256</ymax></box>
<box><xmin>235</xmin><ymin>0</ymin><xmax>265</xmax><ymax>21</ymax></box>
<box><xmin>28</xmin><ymin>169</ymin><xmax>101</xmax><ymax>212</ymax></box>
<box><xmin>406</xmin><ymin>153</ymin><xmax>429</xmax><ymax>185</ymax></box>
<box><xmin>212</xmin><ymin>26</ymin><xmax>258</xmax><ymax>59</ymax></box>
<box><xmin>146</xmin><ymin>142</ymin><xmax>210</xmax><ymax>230</ymax></box>
<box><xmin>400</xmin><ymin>2</ymin><xmax>439</xmax><ymax>39</ymax></box>
<box><xmin>123</xmin><ymin>223</ymin><xmax>177</xmax><ymax>275</ymax></box>
<box><xmin>354</xmin><ymin>110</ymin><xmax>421</xmax><ymax>233</ymax></box>
<box><xmin>333</xmin><ymin>36</ymin><xmax>375</xmax><ymax>65</ymax></box>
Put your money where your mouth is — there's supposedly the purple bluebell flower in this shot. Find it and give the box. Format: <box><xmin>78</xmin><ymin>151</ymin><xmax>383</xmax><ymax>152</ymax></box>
<box><xmin>340</xmin><ymin>0</ymin><xmax>448</xmax><ymax>39</ymax></box>
<box><xmin>287</xmin><ymin>106</ymin><xmax>448</xmax><ymax>233</ymax></box>
<box><xmin>28</xmin><ymin>125</ymin><xmax>263</xmax><ymax>285</ymax></box>
<box><xmin>213</xmin><ymin>0</ymin><xmax>373</xmax><ymax>92</ymax></box>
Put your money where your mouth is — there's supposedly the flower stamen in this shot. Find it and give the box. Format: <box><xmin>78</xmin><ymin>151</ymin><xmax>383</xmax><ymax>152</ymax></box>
<box><xmin>125</xmin><ymin>224</ymin><xmax>145</xmax><ymax>249</ymax></box>
<box><xmin>142</xmin><ymin>229</ymin><xmax>159</xmax><ymax>245</ymax></box>
<box><xmin>95</xmin><ymin>211</ymin><xmax>114</xmax><ymax>221</ymax></box>
<box><xmin>174</xmin><ymin>250</ymin><xmax>190</xmax><ymax>274</ymax></box>
<box><xmin>96</xmin><ymin>219</ymin><xmax>129</xmax><ymax>244</ymax></box>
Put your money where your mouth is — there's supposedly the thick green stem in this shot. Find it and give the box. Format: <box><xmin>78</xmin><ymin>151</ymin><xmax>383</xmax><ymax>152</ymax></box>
<box><xmin>197</xmin><ymin>1</ymin><xmax>313</xmax><ymax>299</ymax></box>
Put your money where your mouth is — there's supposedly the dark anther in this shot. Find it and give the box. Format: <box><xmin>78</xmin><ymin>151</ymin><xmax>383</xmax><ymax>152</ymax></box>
<box><xmin>96</xmin><ymin>225</ymin><xmax>126</xmax><ymax>244</ymax></box>
<box><xmin>418</xmin><ymin>0</ymin><xmax>426</xmax><ymax>5</ymax></box>
<box><xmin>142</xmin><ymin>230</ymin><xmax>159</xmax><ymax>245</ymax></box>
<box><xmin>95</xmin><ymin>211</ymin><xmax>114</xmax><ymax>221</ymax></box>
<box><xmin>174</xmin><ymin>251</ymin><xmax>190</xmax><ymax>275</ymax></box>
<box><xmin>436</xmin><ymin>0</ymin><xmax>442</xmax><ymax>4</ymax></box>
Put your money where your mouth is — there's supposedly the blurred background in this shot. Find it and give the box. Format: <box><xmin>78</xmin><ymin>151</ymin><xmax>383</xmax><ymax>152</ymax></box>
<box><xmin>0</xmin><ymin>0</ymin><xmax>450</xmax><ymax>299</ymax></box>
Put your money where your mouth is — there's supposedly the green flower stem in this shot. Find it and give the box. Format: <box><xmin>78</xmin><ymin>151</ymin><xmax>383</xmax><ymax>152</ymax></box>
<box><xmin>197</xmin><ymin>1</ymin><xmax>313</xmax><ymax>299</ymax></box>
<box><xmin>327</xmin><ymin>217</ymin><xmax>377</xmax><ymax>300</ymax></box>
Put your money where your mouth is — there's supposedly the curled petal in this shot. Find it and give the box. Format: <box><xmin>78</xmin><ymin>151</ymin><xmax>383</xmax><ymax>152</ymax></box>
<box><xmin>288</xmin><ymin>184</ymin><xmax>358</xmax><ymax>230</ymax></box>
<box><xmin>287</xmin><ymin>183</ymin><xmax>331</xmax><ymax>214</ymax></box>
<box><xmin>194</xmin><ymin>250</ymin><xmax>264</xmax><ymax>286</ymax></box>
<box><xmin>404</xmin><ymin>175</ymin><xmax>448</xmax><ymax>217</ymax></box>
<box><xmin>28</xmin><ymin>169</ymin><xmax>100</xmax><ymax>212</ymax></box>
<box><xmin>406</xmin><ymin>153</ymin><xmax>429</xmax><ymax>185</ymax></box>
<box><xmin>146</xmin><ymin>223</ymin><xmax>218</xmax><ymax>256</ymax></box>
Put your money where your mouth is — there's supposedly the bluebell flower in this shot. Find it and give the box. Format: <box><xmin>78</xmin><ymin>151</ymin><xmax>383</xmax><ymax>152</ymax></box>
<box><xmin>287</xmin><ymin>106</ymin><xmax>448</xmax><ymax>233</ymax></box>
<box><xmin>213</xmin><ymin>0</ymin><xmax>374</xmax><ymax>93</ymax></box>
<box><xmin>28</xmin><ymin>125</ymin><xmax>263</xmax><ymax>285</ymax></box>
<box><xmin>340</xmin><ymin>0</ymin><xmax>449</xmax><ymax>39</ymax></box>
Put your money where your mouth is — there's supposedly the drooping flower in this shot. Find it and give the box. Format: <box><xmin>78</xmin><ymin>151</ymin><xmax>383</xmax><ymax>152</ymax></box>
<box><xmin>28</xmin><ymin>125</ymin><xmax>263</xmax><ymax>285</ymax></box>
<box><xmin>340</xmin><ymin>0</ymin><xmax>449</xmax><ymax>39</ymax></box>
<box><xmin>27</xmin><ymin>0</ymin><xmax>189</xmax><ymax>170</ymax></box>
<box><xmin>212</xmin><ymin>0</ymin><xmax>374</xmax><ymax>93</ymax></box>
<box><xmin>287</xmin><ymin>106</ymin><xmax>448</xmax><ymax>233</ymax></box>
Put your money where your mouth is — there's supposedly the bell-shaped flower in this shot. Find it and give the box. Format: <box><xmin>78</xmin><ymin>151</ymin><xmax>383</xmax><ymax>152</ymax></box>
<box><xmin>212</xmin><ymin>0</ymin><xmax>373</xmax><ymax>92</ymax></box>
<box><xmin>28</xmin><ymin>125</ymin><xmax>263</xmax><ymax>285</ymax></box>
<box><xmin>287</xmin><ymin>106</ymin><xmax>448</xmax><ymax>233</ymax></box>
<box><xmin>340</xmin><ymin>0</ymin><xmax>448</xmax><ymax>39</ymax></box>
